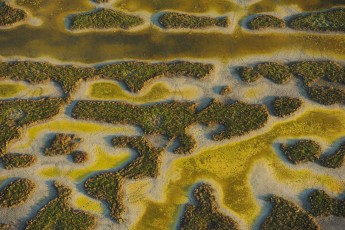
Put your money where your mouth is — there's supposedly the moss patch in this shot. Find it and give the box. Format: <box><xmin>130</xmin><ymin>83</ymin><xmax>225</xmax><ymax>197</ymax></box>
<box><xmin>308</xmin><ymin>190</ymin><xmax>345</xmax><ymax>217</ymax></box>
<box><xmin>0</xmin><ymin>178</ymin><xmax>36</xmax><ymax>208</ymax></box>
<box><xmin>247</xmin><ymin>14</ymin><xmax>285</xmax><ymax>30</ymax></box>
<box><xmin>261</xmin><ymin>195</ymin><xmax>319</xmax><ymax>230</ymax></box>
<box><xmin>288</xmin><ymin>8</ymin><xmax>345</xmax><ymax>33</ymax></box>
<box><xmin>1</xmin><ymin>153</ymin><xmax>36</xmax><ymax>169</ymax></box>
<box><xmin>158</xmin><ymin>12</ymin><xmax>228</xmax><ymax>29</ymax></box>
<box><xmin>72</xmin><ymin>100</ymin><xmax>268</xmax><ymax>154</ymax></box>
<box><xmin>0</xmin><ymin>1</ymin><xmax>26</xmax><ymax>26</ymax></box>
<box><xmin>44</xmin><ymin>133</ymin><xmax>82</xmax><ymax>156</ymax></box>
<box><xmin>179</xmin><ymin>183</ymin><xmax>239</xmax><ymax>230</ymax></box>
<box><xmin>257</xmin><ymin>62</ymin><xmax>293</xmax><ymax>84</ymax></box>
<box><xmin>26</xmin><ymin>182</ymin><xmax>97</xmax><ymax>229</ymax></box>
<box><xmin>69</xmin><ymin>8</ymin><xmax>144</xmax><ymax>30</ymax></box>
<box><xmin>280</xmin><ymin>140</ymin><xmax>321</xmax><ymax>164</ymax></box>
<box><xmin>271</xmin><ymin>97</ymin><xmax>303</xmax><ymax>117</ymax></box>
<box><xmin>319</xmin><ymin>140</ymin><xmax>345</xmax><ymax>168</ymax></box>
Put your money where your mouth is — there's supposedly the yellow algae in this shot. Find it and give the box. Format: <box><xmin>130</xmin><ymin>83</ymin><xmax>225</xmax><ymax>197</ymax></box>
<box><xmin>39</xmin><ymin>146</ymin><xmax>130</xmax><ymax>182</ymax></box>
<box><xmin>244</xmin><ymin>87</ymin><xmax>264</xmax><ymax>100</ymax></box>
<box><xmin>89</xmin><ymin>81</ymin><xmax>201</xmax><ymax>103</ymax></box>
<box><xmin>0</xmin><ymin>83</ymin><xmax>26</xmax><ymax>98</ymax></box>
<box><xmin>134</xmin><ymin>109</ymin><xmax>345</xmax><ymax>229</ymax></box>
<box><xmin>13</xmin><ymin>118</ymin><xmax>136</xmax><ymax>150</ymax></box>
<box><xmin>74</xmin><ymin>194</ymin><xmax>104</xmax><ymax>215</ymax></box>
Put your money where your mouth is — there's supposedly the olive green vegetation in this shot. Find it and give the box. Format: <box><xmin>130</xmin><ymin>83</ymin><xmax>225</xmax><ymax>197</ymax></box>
<box><xmin>271</xmin><ymin>97</ymin><xmax>303</xmax><ymax>117</ymax></box>
<box><xmin>288</xmin><ymin>8</ymin><xmax>345</xmax><ymax>33</ymax></box>
<box><xmin>179</xmin><ymin>183</ymin><xmax>239</xmax><ymax>230</ymax></box>
<box><xmin>306</xmin><ymin>86</ymin><xmax>345</xmax><ymax>105</ymax></box>
<box><xmin>280</xmin><ymin>140</ymin><xmax>321</xmax><ymax>164</ymax></box>
<box><xmin>71</xmin><ymin>151</ymin><xmax>88</xmax><ymax>163</ymax></box>
<box><xmin>84</xmin><ymin>136</ymin><xmax>164</xmax><ymax>223</ymax></box>
<box><xmin>319</xmin><ymin>141</ymin><xmax>345</xmax><ymax>169</ymax></box>
<box><xmin>257</xmin><ymin>62</ymin><xmax>293</xmax><ymax>84</ymax></box>
<box><xmin>44</xmin><ymin>133</ymin><xmax>82</xmax><ymax>156</ymax></box>
<box><xmin>0</xmin><ymin>178</ymin><xmax>36</xmax><ymax>208</ymax></box>
<box><xmin>69</xmin><ymin>8</ymin><xmax>144</xmax><ymax>30</ymax></box>
<box><xmin>1</xmin><ymin>153</ymin><xmax>36</xmax><ymax>169</ymax></box>
<box><xmin>72</xmin><ymin>100</ymin><xmax>268</xmax><ymax>154</ymax></box>
<box><xmin>0</xmin><ymin>99</ymin><xmax>63</xmax><ymax>157</ymax></box>
<box><xmin>247</xmin><ymin>15</ymin><xmax>285</xmax><ymax>30</ymax></box>
<box><xmin>219</xmin><ymin>86</ymin><xmax>232</xmax><ymax>96</ymax></box>
<box><xmin>237</xmin><ymin>67</ymin><xmax>262</xmax><ymax>83</ymax></box>
<box><xmin>92</xmin><ymin>0</ymin><xmax>108</xmax><ymax>3</ymax></box>
<box><xmin>308</xmin><ymin>190</ymin><xmax>345</xmax><ymax>217</ymax></box>
<box><xmin>0</xmin><ymin>224</ymin><xmax>10</xmax><ymax>230</ymax></box>
<box><xmin>26</xmin><ymin>182</ymin><xmax>97</xmax><ymax>230</ymax></box>
<box><xmin>261</xmin><ymin>195</ymin><xmax>319</xmax><ymax>230</ymax></box>
<box><xmin>0</xmin><ymin>1</ymin><xmax>26</xmax><ymax>26</ymax></box>
<box><xmin>0</xmin><ymin>84</ymin><xmax>23</xmax><ymax>97</ymax></box>
<box><xmin>0</xmin><ymin>60</ymin><xmax>213</xmax><ymax>97</ymax></box>
<box><xmin>238</xmin><ymin>60</ymin><xmax>345</xmax><ymax>105</ymax></box>
<box><xmin>158</xmin><ymin>12</ymin><xmax>228</xmax><ymax>29</ymax></box>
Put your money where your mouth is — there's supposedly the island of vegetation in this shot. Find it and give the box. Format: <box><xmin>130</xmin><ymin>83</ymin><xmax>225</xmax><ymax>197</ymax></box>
<box><xmin>0</xmin><ymin>1</ymin><xmax>27</xmax><ymax>27</ymax></box>
<box><xmin>0</xmin><ymin>178</ymin><xmax>36</xmax><ymax>208</ymax></box>
<box><xmin>247</xmin><ymin>14</ymin><xmax>285</xmax><ymax>30</ymax></box>
<box><xmin>1</xmin><ymin>153</ymin><xmax>36</xmax><ymax>169</ymax></box>
<box><xmin>271</xmin><ymin>97</ymin><xmax>303</xmax><ymax>117</ymax></box>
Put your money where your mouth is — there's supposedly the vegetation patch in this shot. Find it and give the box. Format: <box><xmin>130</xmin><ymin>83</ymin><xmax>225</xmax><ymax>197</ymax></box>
<box><xmin>261</xmin><ymin>195</ymin><xmax>319</xmax><ymax>230</ymax></box>
<box><xmin>158</xmin><ymin>12</ymin><xmax>228</xmax><ymax>29</ymax></box>
<box><xmin>0</xmin><ymin>178</ymin><xmax>36</xmax><ymax>208</ymax></box>
<box><xmin>72</xmin><ymin>100</ymin><xmax>268</xmax><ymax>154</ymax></box>
<box><xmin>237</xmin><ymin>67</ymin><xmax>262</xmax><ymax>83</ymax></box>
<box><xmin>69</xmin><ymin>8</ymin><xmax>144</xmax><ymax>30</ymax></box>
<box><xmin>71</xmin><ymin>151</ymin><xmax>88</xmax><ymax>163</ymax></box>
<box><xmin>307</xmin><ymin>86</ymin><xmax>345</xmax><ymax>105</ymax></box>
<box><xmin>179</xmin><ymin>183</ymin><xmax>239</xmax><ymax>230</ymax></box>
<box><xmin>44</xmin><ymin>133</ymin><xmax>82</xmax><ymax>156</ymax></box>
<box><xmin>271</xmin><ymin>97</ymin><xmax>303</xmax><ymax>117</ymax></box>
<box><xmin>280</xmin><ymin>140</ymin><xmax>321</xmax><ymax>164</ymax></box>
<box><xmin>92</xmin><ymin>0</ymin><xmax>108</xmax><ymax>3</ymax></box>
<box><xmin>247</xmin><ymin>14</ymin><xmax>285</xmax><ymax>30</ymax></box>
<box><xmin>319</xmin><ymin>140</ymin><xmax>345</xmax><ymax>168</ymax></box>
<box><xmin>0</xmin><ymin>1</ymin><xmax>27</xmax><ymax>27</ymax></box>
<box><xmin>26</xmin><ymin>181</ymin><xmax>97</xmax><ymax>229</ymax></box>
<box><xmin>308</xmin><ymin>190</ymin><xmax>345</xmax><ymax>217</ymax></box>
<box><xmin>288</xmin><ymin>8</ymin><xmax>345</xmax><ymax>33</ymax></box>
<box><xmin>0</xmin><ymin>224</ymin><xmax>10</xmax><ymax>230</ymax></box>
<box><xmin>84</xmin><ymin>136</ymin><xmax>164</xmax><ymax>223</ymax></box>
<box><xmin>257</xmin><ymin>62</ymin><xmax>293</xmax><ymax>84</ymax></box>
<box><xmin>1</xmin><ymin>153</ymin><xmax>36</xmax><ymax>169</ymax></box>
<box><xmin>0</xmin><ymin>99</ymin><xmax>63</xmax><ymax>157</ymax></box>
<box><xmin>0</xmin><ymin>60</ymin><xmax>213</xmax><ymax>97</ymax></box>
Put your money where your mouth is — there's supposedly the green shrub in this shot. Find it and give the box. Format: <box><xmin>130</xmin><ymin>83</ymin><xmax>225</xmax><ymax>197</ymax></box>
<box><xmin>237</xmin><ymin>66</ymin><xmax>262</xmax><ymax>83</ymax></box>
<box><xmin>0</xmin><ymin>178</ymin><xmax>36</xmax><ymax>208</ymax></box>
<box><xmin>308</xmin><ymin>190</ymin><xmax>344</xmax><ymax>217</ymax></box>
<box><xmin>85</xmin><ymin>136</ymin><xmax>164</xmax><ymax>223</ymax></box>
<box><xmin>319</xmin><ymin>141</ymin><xmax>345</xmax><ymax>168</ymax></box>
<box><xmin>26</xmin><ymin>182</ymin><xmax>97</xmax><ymax>229</ymax></box>
<box><xmin>1</xmin><ymin>153</ymin><xmax>36</xmax><ymax>169</ymax></box>
<box><xmin>261</xmin><ymin>195</ymin><xmax>319</xmax><ymax>230</ymax></box>
<box><xmin>69</xmin><ymin>8</ymin><xmax>144</xmax><ymax>30</ymax></box>
<box><xmin>307</xmin><ymin>86</ymin><xmax>345</xmax><ymax>105</ymax></box>
<box><xmin>247</xmin><ymin>14</ymin><xmax>285</xmax><ymax>30</ymax></box>
<box><xmin>0</xmin><ymin>1</ymin><xmax>27</xmax><ymax>26</ymax></box>
<box><xmin>271</xmin><ymin>97</ymin><xmax>303</xmax><ymax>117</ymax></box>
<box><xmin>280</xmin><ymin>140</ymin><xmax>321</xmax><ymax>164</ymax></box>
<box><xmin>257</xmin><ymin>62</ymin><xmax>293</xmax><ymax>84</ymax></box>
<box><xmin>44</xmin><ymin>133</ymin><xmax>82</xmax><ymax>156</ymax></box>
<box><xmin>179</xmin><ymin>183</ymin><xmax>239</xmax><ymax>230</ymax></box>
<box><xmin>158</xmin><ymin>12</ymin><xmax>229</xmax><ymax>29</ymax></box>
<box><xmin>72</xmin><ymin>100</ymin><xmax>269</xmax><ymax>154</ymax></box>
<box><xmin>288</xmin><ymin>8</ymin><xmax>345</xmax><ymax>32</ymax></box>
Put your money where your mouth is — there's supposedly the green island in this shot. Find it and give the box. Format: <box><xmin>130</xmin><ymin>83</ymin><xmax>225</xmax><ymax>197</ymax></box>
<box><xmin>0</xmin><ymin>1</ymin><xmax>27</xmax><ymax>27</ymax></box>
<box><xmin>72</xmin><ymin>100</ymin><xmax>269</xmax><ymax>154</ymax></box>
<box><xmin>69</xmin><ymin>8</ymin><xmax>144</xmax><ymax>30</ymax></box>
<box><xmin>158</xmin><ymin>12</ymin><xmax>229</xmax><ymax>29</ymax></box>
<box><xmin>0</xmin><ymin>60</ymin><xmax>213</xmax><ymax>98</ymax></box>
<box><xmin>280</xmin><ymin>140</ymin><xmax>322</xmax><ymax>164</ymax></box>
<box><xmin>26</xmin><ymin>182</ymin><xmax>97</xmax><ymax>229</ymax></box>
<box><xmin>319</xmin><ymin>140</ymin><xmax>345</xmax><ymax>168</ymax></box>
<box><xmin>271</xmin><ymin>97</ymin><xmax>303</xmax><ymax>117</ymax></box>
<box><xmin>247</xmin><ymin>14</ymin><xmax>285</xmax><ymax>30</ymax></box>
<box><xmin>0</xmin><ymin>178</ymin><xmax>36</xmax><ymax>208</ymax></box>
<box><xmin>1</xmin><ymin>153</ymin><xmax>36</xmax><ymax>169</ymax></box>
<box><xmin>44</xmin><ymin>133</ymin><xmax>82</xmax><ymax>156</ymax></box>
<box><xmin>71</xmin><ymin>151</ymin><xmax>89</xmax><ymax>163</ymax></box>
<box><xmin>179</xmin><ymin>183</ymin><xmax>239</xmax><ymax>230</ymax></box>
<box><xmin>84</xmin><ymin>136</ymin><xmax>164</xmax><ymax>223</ymax></box>
<box><xmin>288</xmin><ymin>7</ymin><xmax>345</xmax><ymax>33</ymax></box>
<box><xmin>308</xmin><ymin>190</ymin><xmax>345</xmax><ymax>217</ymax></box>
<box><xmin>261</xmin><ymin>195</ymin><xmax>319</xmax><ymax>230</ymax></box>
